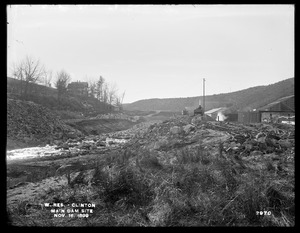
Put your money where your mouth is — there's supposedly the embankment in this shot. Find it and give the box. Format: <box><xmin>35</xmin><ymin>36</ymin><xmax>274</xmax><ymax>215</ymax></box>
<box><xmin>7</xmin><ymin>99</ymin><xmax>83</xmax><ymax>150</ymax></box>
<box><xmin>64</xmin><ymin>118</ymin><xmax>140</xmax><ymax>135</ymax></box>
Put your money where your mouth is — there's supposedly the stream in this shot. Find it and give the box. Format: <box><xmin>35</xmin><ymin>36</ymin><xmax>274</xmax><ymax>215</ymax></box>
<box><xmin>6</xmin><ymin>136</ymin><xmax>129</xmax><ymax>162</ymax></box>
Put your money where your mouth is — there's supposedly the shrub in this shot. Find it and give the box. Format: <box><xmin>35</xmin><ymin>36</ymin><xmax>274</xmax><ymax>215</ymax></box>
<box><xmin>25</xmin><ymin>167</ymin><xmax>56</xmax><ymax>183</ymax></box>
<box><xmin>165</xmin><ymin>204</ymin><xmax>202</xmax><ymax>226</ymax></box>
<box><xmin>99</xmin><ymin>168</ymin><xmax>154</xmax><ymax>209</ymax></box>
<box><xmin>70</xmin><ymin>171</ymin><xmax>87</xmax><ymax>188</ymax></box>
<box><xmin>177</xmin><ymin>148</ymin><xmax>201</xmax><ymax>164</ymax></box>
<box><xmin>174</xmin><ymin>166</ymin><xmax>216</xmax><ymax>196</ymax></box>
<box><xmin>13</xmin><ymin>200</ymin><xmax>30</xmax><ymax>216</ymax></box>
<box><xmin>50</xmin><ymin>186</ymin><xmax>90</xmax><ymax>204</ymax></box>
<box><xmin>214</xmin><ymin>159</ymin><xmax>239</xmax><ymax>194</ymax></box>
<box><xmin>91</xmin><ymin>163</ymin><xmax>110</xmax><ymax>187</ymax></box>
<box><xmin>138</xmin><ymin>150</ymin><xmax>164</xmax><ymax>171</ymax></box>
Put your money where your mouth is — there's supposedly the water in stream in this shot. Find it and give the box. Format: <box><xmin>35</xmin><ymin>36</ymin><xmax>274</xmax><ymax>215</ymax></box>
<box><xmin>6</xmin><ymin>145</ymin><xmax>62</xmax><ymax>161</ymax></box>
<box><xmin>7</xmin><ymin>137</ymin><xmax>129</xmax><ymax>161</ymax></box>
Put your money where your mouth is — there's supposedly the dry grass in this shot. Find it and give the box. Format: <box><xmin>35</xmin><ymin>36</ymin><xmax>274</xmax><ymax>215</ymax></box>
<box><xmin>7</xmin><ymin>143</ymin><xmax>294</xmax><ymax>226</ymax></box>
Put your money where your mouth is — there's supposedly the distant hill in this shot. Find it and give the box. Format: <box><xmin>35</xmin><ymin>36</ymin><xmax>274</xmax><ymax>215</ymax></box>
<box><xmin>123</xmin><ymin>78</ymin><xmax>294</xmax><ymax>112</ymax></box>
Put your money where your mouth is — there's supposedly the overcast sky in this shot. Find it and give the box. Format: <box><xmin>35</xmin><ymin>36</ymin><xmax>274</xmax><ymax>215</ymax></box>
<box><xmin>7</xmin><ymin>5</ymin><xmax>294</xmax><ymax>103</ymax></box>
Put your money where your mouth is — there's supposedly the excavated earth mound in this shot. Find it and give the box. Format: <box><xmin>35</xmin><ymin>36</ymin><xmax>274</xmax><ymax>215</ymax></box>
<box><xmin>7</xmin><ymin>99</ymin><xmax>83</xmax><ymax>149</ymax></box>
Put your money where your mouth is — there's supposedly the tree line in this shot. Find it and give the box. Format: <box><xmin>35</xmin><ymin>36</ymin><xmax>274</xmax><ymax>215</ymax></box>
<box><xmin>87</xmin><ymin>76</ymin><xmax>125</xmax><ymax>108</ymax></box>
<box><xmin>10</xmin><ymin>55</ymin><xmax>126</xmax><ymax>108</ymax></box>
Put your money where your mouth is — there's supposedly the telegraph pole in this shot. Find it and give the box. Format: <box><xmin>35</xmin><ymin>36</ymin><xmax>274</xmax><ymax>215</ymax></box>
<box><xmin>203</xmin><ymin>78</ymin><xmax>205</xmax><ymax>113</ymax></box>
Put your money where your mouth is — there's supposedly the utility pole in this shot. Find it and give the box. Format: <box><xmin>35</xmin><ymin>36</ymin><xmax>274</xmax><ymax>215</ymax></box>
<box><xmin>203</xmin><ymin>78</ymin><xmax>205</xmax><ymax>113</ymax></box>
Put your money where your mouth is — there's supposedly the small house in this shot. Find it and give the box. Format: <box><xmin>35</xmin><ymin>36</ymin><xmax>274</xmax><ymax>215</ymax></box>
<box><xmin>238</xmin><ymin>95</ymin><xmax>294</xmax><ymax>124</ymax></box>
<box><xmin>238</xmin><ymin>111</ymin><xmax>260</xmax><ymax>124</ymax></box>
<box><xmin>67</xmin><ymin>81</ymin><xmax>89</xmax><ymax>96</ymax></box>
<box><xmin>258</xmin><ymin>95</ymin><xmax>294</xmax><ymax>123</ymax></box>
<box><xmin>205</xmin><ymin>107</ymin><xmax>227</xmax><ymax>121</ymax></box>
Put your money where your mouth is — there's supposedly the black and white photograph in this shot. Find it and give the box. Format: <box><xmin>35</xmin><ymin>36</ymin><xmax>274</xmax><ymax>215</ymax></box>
<box><xmin>6</xmin><ymin>4</ymin><xmax>294</xmax><ymax>226</ymax></box>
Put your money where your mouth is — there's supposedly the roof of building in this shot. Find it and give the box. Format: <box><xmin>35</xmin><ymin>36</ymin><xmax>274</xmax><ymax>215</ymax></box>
<box><xmin>205</xmin><ymin>107</ymin><xmax>227</xmax><ymax>115</ymax></box>
<box><xmin>203</xmin><ymin>114</ymin><xmax>215</xmax><ymax>121</ymax></box>
<box><xmin>68</xmin><ymin>82</ymin><xmax>88</xmax><ymax>88</ymax></box>
<box><xmin>258</xmin><ymin>95</ymin><xmax>294</xmax><ymax>112</ymax></box>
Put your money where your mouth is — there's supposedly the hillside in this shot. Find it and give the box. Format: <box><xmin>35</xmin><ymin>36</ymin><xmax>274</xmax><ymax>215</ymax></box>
<box><xmin>7</xmin><ymin>77</ymin><xmax>115</xmax><ymax>118</ymax></box>
<box><xmin>123</xmin><ymin>78</ymin><xmax>294</xmax><ymax>112</ymax></box>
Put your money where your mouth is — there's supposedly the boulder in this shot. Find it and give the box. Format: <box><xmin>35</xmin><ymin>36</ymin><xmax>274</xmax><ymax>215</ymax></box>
<box><xmin>55</xmin><ymin>132</ymin><xmax>64</xmax><ymax>139</ymax></box>
<box><xmin>91</xmin><ymin>145</ymin><xmax>97</xmax><ymax>150</ymax></box>
<box><xmin>183</xmin><ymin>124</ymin><xmax>195</xmax><ymax>134</ymax></box>
<box><xmin>79</xmin><ymin>143</ymin><xmax>91</xmax><ymax>150</ymax></box>
<box><xmin>256</xmin><ymin>136</ymin><xmax>266</xmax><ymax>144</ymax></box>
<box><xmin>255</xmin><ymin>132</ymin><xmax>265</xmax><ymax>139</ymax></box>
<box><xmin>108</xmin><ymin>141</ymin><xmax>115</xmax><ymax>145</ymax></box>
<box><xmin>244</xmin><ymin>143</ymin><xmax>253</xmax><ymax>151</ymax></box>
<box><xmin>170</xmin><ymin>126</ymin><xmax>182</xmax><ymax>135</ymax></box>
<box><xmin>79</xmin><ymin>150</ymin><xmax>89</xmax><ymax>155</ymax></box>
<box><xmin>249</xmin><ymin>150</ymin><xmax>263</xmax><ymax>157</ymax></box>
<box><xmin>153</xmin><ymin>141</ymin><xmax>163</xmax><ymax>150</ymax></box>
<box><xmin>266</xmin><ymin>147</ymin><xmax>275</xmax><ymax>153</ymax></box>
<box><xmin>230</xmin><ymin>142</ymin><xmax>237</xmax><ymax>148</ymax></box>
<box><xmin>149</xmin><ymin>124</ymin><xmax>156</xmax><ymax>130</ymax></box>
<box><xmin>96</xmin><ymin>141</ymin><xmax>106</xmax><ymax>147</ymax></box>
<box><xmin>53</xmin><ymin>140</ymin><xmax>63</xmax><ymax>145</ymax></box>
<box><xmin>67</xmin><ymin>138</ymin><xmax>78</xmax><ymax>143</ymax></box>
<box><xmin>259</xmin><ymin>142</ymin><xmax>267</xmax><ymax>151</ymax></box>
<box><xmin>267</xmin><ymin>134</ymin><xmax>281</xmax><ymax>140</ymax></box>
<box><xmin>65</xmin><ymin>132</ymin><xmax>78</xmax><ymax>139</ymax></box>
<box><xmin>278</xmin><ymin>140</ymin><xmax>292</xmax><ymax>148</ymax></box>
<box><xmin>191</xmin><ymin>116</ymin><xmax>202</xmax><ymax>125</ymax></box>
<box><xmin>265</xmin><ymin>137</ymin><xmax>277</xmax><ymax>147</ymax></box>
<box><xmin>61</xmin><ymin>143</ymin><xmax>69</xmax><ymax>150</ymax></box>
<box><xmin>230</xmin><ymin>142</ymin><xmax>241</xmax><ymax>151</ymax></box>
<box><xmin>153</xmin><ymin>138</ymin><xmax>169</xmax><ymax>150</ymax></box>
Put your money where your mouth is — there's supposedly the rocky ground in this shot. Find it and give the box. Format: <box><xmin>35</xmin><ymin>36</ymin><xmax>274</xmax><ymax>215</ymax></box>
<box><xmin>7</xmin><ymin>114</ymin><xmax>294</xmax><ymax>226</ymax></box>
<box><xmin>7</xmin><ymin>99</ymin><xmax>83</xmax><ymax>150</ymax></box>
<box><xmin>93</xmin><ymin>112</ymin><xmax>145</xmax><ymax>122</ymax></box>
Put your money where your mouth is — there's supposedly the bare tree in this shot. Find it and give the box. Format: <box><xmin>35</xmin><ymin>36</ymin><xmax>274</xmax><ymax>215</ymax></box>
<box><xmin>11</xmin><ymin>56</ymin><xmax>47</xmax><ymax>96</ymax></box>
<box><xmin>119</xmin><ymin>90</ymin><xmax>126</xmax><ymax>109</ymax></box>
<box><xmin>120</xmin><ymin>91</ymin><xmax>125</xmax><ymax>104</ymax></box>
<box><xmin>102</xmin><ymin>83</ymin><xmax>108</xmax><ymax>105</ymax></box>
<box><xmin>55</xmin><ymin>70</ymin><xmax>71</xmax><ymax>102</ymax></box>
<box><xmin>115</xmin><ymin>96</ymin><xmax>121</xmax><ymax>107</ymax></box>
<box><xmin>108</xmin><ymin>82</ymin><xmax>118</xmax><ymax>106</ymax></box>
<box><xmin>114</xmin><ymin>90</ymin><xmax>125</xmax><ymax>111</ymax></box>
<box><xmin>96</xmin><ymin>76</ymin><xmax>105</xmax><ymax>101</ymax></box>
<box><xmin>44</xmin><ymin>70</ymin><xmax>53</xmax><ymax>88</ymax></box>
<box><xmin>88</xmin><ymin>80</ymin><xmax>97</xmax><ymax>98</ymax></box>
